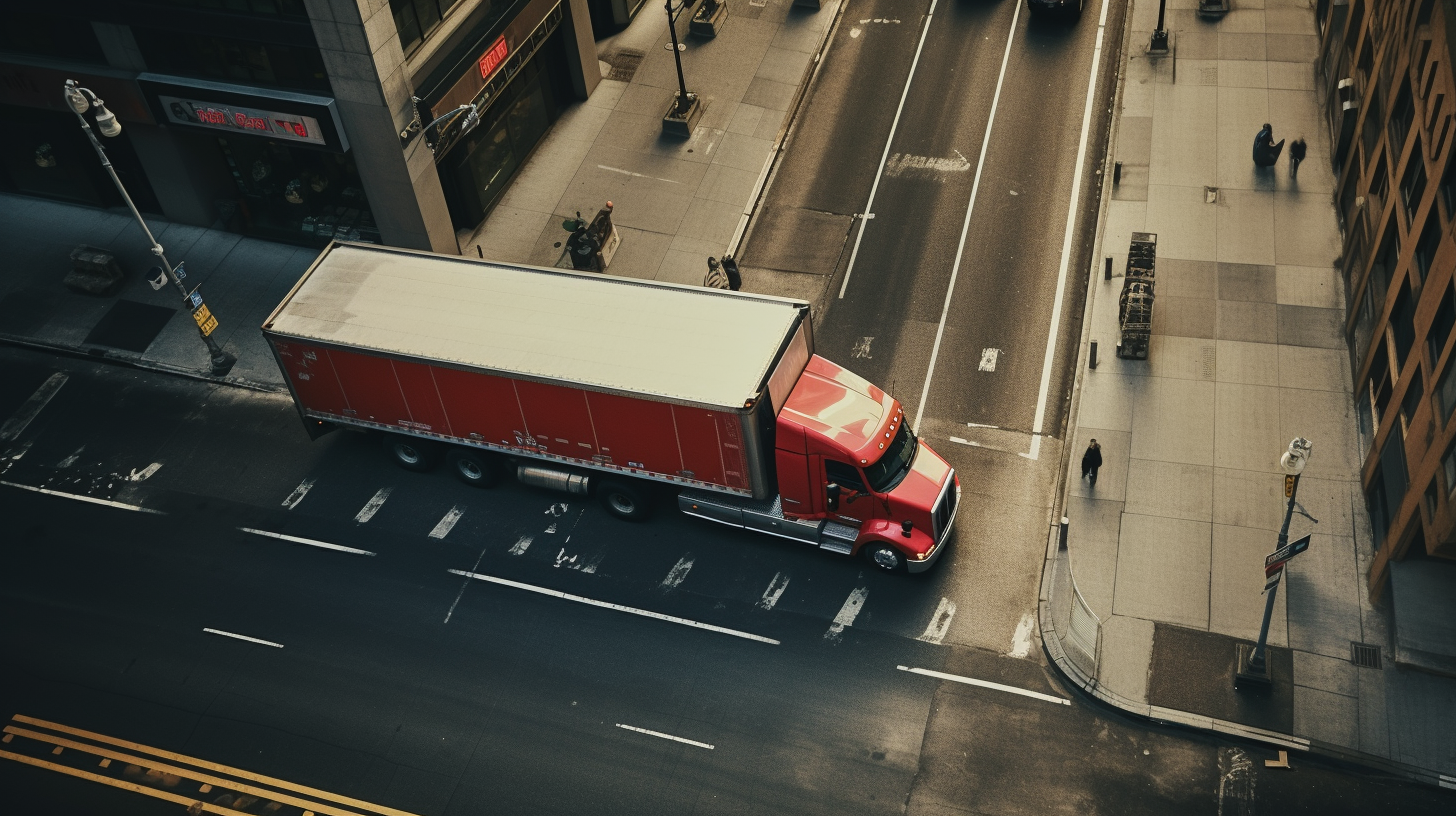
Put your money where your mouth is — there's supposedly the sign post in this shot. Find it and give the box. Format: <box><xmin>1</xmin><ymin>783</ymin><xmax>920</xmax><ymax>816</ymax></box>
<box><xmin>1237</xmin><ymin>439</ymin><xmax>1314</xmax><ymax>689</ymax></box>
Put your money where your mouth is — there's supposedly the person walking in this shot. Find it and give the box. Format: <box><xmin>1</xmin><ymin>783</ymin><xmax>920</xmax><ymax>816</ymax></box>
<box><xmin>703</xmin><ymin>256</ymin><xmax>730</xmax><ymax>290</ymax></box>
<box><xmin>1253</xmin><ymin>123</ymin><xmax>1285</xmax><ymax>168</ymax></box>
<box><xmin>1289</xmin><ymin>137</ymin><xmax>1307</xmax><ymax>178</ymax></box>
<box><xmin>1081</xmin><ymin>439</ymin><xmax>1103</xmax><ymax>486</ymax></box>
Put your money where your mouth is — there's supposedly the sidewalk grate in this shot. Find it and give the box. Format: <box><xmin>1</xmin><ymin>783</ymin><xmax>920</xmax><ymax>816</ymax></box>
<box><xmin>606</xmin><ymin>50</ymin><xmax>644</xmax><ymax>83</ymax></box>
<box><xmin>1350</xmin><ymin>642</ymin><xmax>1383</xmax><ymax>669</ymax></box>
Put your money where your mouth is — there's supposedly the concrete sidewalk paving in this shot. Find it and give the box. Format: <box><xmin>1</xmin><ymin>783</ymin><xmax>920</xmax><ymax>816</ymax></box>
<box><xmin>1042</xmin><ymin>0</ymin><xmax>1456</xmax><ymax>787</ymax></box>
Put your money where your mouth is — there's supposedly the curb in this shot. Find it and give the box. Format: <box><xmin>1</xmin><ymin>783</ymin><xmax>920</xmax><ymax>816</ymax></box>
<box><xmin>0</xmin><ymin>333</ymin><xmax>287</xmax><ymax>395</ymax></box>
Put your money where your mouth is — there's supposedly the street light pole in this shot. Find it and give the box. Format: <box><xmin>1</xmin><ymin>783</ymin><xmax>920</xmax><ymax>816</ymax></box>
<box><xmin>1237</xmin><ymin>437</ymin><xmax>1312</xmax><ymax>687</ymax></box>
<box><xmin>666</xmin><ymin>0</ymin><xmax>693</xmax><ymax>115</ymax></box>
<box><xmin>1149</xmin><ymin>0</ymin><xmax>1170</xmax><ymax>52</ymax></box>
<box><xmin>64</xmin><ymin>80</ymin><xmax>235</xmax><ymax>377</ymax></box>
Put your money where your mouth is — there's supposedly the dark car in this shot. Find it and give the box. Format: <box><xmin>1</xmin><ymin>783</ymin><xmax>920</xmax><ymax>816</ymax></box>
<box><xmin>1027</xmin><ymin>0</ymin><xmax>1084</xmax><ymax>16</ymax></box>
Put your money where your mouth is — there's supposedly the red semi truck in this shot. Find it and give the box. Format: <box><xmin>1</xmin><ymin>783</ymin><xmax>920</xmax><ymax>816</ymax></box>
<box><xmin>262</xmin><ymin>243</ymin><xmax>958</xmax><ymax>572</ymax></box>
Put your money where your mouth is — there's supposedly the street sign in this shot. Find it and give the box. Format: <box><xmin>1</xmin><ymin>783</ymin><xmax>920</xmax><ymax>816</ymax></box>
<box><xmin>1263</xmin><ymin>568</ymin><xmax>1283</xmax><ymax>594</ymax></box>
<box><xmin>1265</xmin><ymin>533</ymin><xmax>1312</xmax><ymax>576</ymax></box>
<box><xmin>174</xmin><ymin>262</ymin><xmax>186</xmax><ymax>280</ymax></box>
<box><xmin>192</xmin><ymin>304</ymin><xmax>218</xmax><ymax>337</ymax></box>
<box><xmin>189</xmin><ymin>291</ymin><xmax>203</xmax><ymax>308</ymax></box>
<box><xmin>1285</xmin><ymin>474</ymin><xmax>1296</xmax><ymax>498</ymax></box>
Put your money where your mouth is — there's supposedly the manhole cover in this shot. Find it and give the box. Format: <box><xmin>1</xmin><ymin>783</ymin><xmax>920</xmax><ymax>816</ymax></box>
<box><xmin>1350</xmin><ymin>642</ymin><xmax>1382</xmax><ymax>669</ymax></box>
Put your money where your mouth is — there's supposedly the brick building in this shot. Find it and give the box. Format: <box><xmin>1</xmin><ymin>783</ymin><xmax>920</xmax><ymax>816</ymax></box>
<box><xmin>1321</xmin><ymin>0</ymin><xmax>1456</xmax><ymax>598</ymax></box>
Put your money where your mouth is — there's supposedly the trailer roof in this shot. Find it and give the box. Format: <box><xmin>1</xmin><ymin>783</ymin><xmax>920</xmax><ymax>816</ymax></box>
<box><xmin>264</xmin><ymin>243</ymin><xmax>809</xmax><ymax>410</ymax></box>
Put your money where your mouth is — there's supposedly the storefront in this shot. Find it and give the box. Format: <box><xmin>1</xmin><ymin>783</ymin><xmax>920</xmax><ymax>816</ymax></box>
<box><xmin>0</xmin><ymin>61</ymin><xmax>159</xmax><ymax>213</ymax></box>
<box><xmin>422</xmin><ymin>0</ymin><xmax>576</xmax><ymax>231</ymax></box>
<box><xmin>137</xmin><ymin>74</ymin><xmax>377</xmax><ymax>246</ymax></box>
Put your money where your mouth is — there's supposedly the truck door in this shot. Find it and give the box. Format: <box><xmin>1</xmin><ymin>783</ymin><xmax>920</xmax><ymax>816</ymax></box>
<box><xmin>823</xmin><ymin>460</ymin><xmax>871</xmax><ymax>527</ymax></box>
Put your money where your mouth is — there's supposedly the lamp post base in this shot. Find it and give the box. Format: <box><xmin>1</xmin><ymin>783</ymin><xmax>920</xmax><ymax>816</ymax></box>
<box><xmin>1147</xmin><ymin>29</ymin><xmax>1171</xmax><ymax>54</ymax></box>
<box><xmin>661</xmin><ymin>92</ymin><xmax>703</xmax><ymax>137</ymax></box>
<box><xmin>1234</xmin><ymin>643</ymin><xmax>1273</xmax><ymax>690</ymax></box>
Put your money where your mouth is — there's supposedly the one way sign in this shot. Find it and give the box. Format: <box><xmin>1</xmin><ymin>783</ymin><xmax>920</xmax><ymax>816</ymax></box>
<box><xmin>1265</xmin><ymin>534</ymin><xmax>1312</xmax><ymax>576</ymax></box>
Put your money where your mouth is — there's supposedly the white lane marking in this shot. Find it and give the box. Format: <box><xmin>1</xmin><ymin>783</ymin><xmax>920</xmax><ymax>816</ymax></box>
<box><xmin>858</xmin><ymin>18</ymin><xmax>901</xmax><ymax>24</ymax></box>
<box><xmin>127</xmin><ymin>463</ymin><xmax>163</xmax><ymax>482</ymax></box>
<box><xmin>660</xmin><ymin>555</ymin><xmax>695</xmax><ymax>589</ymax></box>
<box><xmin>897</xmin><ymin>665</ymin><xmax>1070</xmax><ymax>705</ymax></box>
<box><xmin>57</xmin><ymin>447</ymin><xmax>84</xmax><ymax>468</ymax></box>
<box><xmin>883</xmin><ymin>150</ymin><xmax>972</xmax><ymax>178</ymax></box>
<box><xmin>546</xmin><ymin>503</ymin><xmax>569</xmax><ymax>516</ymax></box>
<box><xmin>852</xmin><ymin>337</ymin><xmax>874</xmax><ymax>358</ymax></box>
<box><xmin>839</xmin><ymin>0</ymin><xmax>943</xmax><ymax>298</ymax></box>
<box><xmin>429</xmin><ymin>506</ymin><xmax>465</xmax><ymax>539</ymax></box>
<box><xmin>1008</xmin><ymin>612</ymin><xmax>1035</xmax><ymax>658</ymax></box>
<box><xmin>598</xmin><ymin>165</ymin><xmax>680</xmax><ymax>184</ymax></box>
<box><xmin>580</xmin><ymin>551</ymin><xmax>606</xmax><ymax>574</ymax></box>
<box><xmin>851</xmin><ymin>26</ymin><xmax>861</xmax><ymax>38</ymax></box>
<box><xmin>238</xmin><ymin>527</ymin><xmax>375</xmax><ymax>556</ymax></box>
<box><xmin>917</xmin><ymin>597</ymin><xmax>957</xmax><ymax>644</ymax></box>
<box><xmin>203</xmin><ymin>628</ymin><xmax>283</xmax><ymax>648</ymax></box>
<box><xmin>0</xmin><ymin>373</ymin><xmax>68</xmax><ymax>441</ymax></box>
<box><xmin>949</xmin><ymin>436</ymin><xmax>978</xmax><ymax>447</ymax></box>
<box><xmin>1019</xmin><ymin>434</ymin><xmax>1043</xmax><ymax>461</ymax></box>
<box><xmin>966</xmin><ymin>422</ymin><xmax>999</xmax><ymax>429</ymax></box>
<box><xmin>6</xmin><ymin>440</ymin><xmax>33</xmax><ymax>461</ymax></box>
<box><xmin>1030</xmin><ymin>0</ymin><xmax>1112</xmax><ymax>450</ymax></box>
<box><xmin>449</xmin><ymin>569</ymin><xmax>780</xmax><ymax>644</ymax></box>
<box><xmin>0</xmin><ymin>480</ymin><xmax>164</xmax><ymax>514</ymax></box>
<box><xmin>978</xmin><ymin>348</ymin><xmax>1000</xmax><ymax>372</ymax></box>
<box><xmin>757</xmin><ymin>572</ymin><xmax>790</xmax><ymax>610</ymax></box>
<box><xmin>508</xmin><ymin>535</ymin><xmax>534</xmax><ymax>555</ymax></box>
<box><xmin>281</xmin><ymin>478</ymin><xmax>315</xmax><ymax>509</ymax></box>
<box><xmin>825</xmin><ymin>586</ymin><xmax>869</xmax><ymax>642</ymax></box>
<box><xmin>444</xmin><ymin>542</ymin><xmax>492</xmax><ymax>624</ymax></box>
<box><xmin>615</xmin><ymin>723</ymin><xmax>714</xmax><ymax>750</ymax></box>
<box><xmin>912</xmin><ymin>2</ymin><xmax>1022</xmax><ymax>430</ymax></box>
<box><xmin>554</xmin><ymin>549</ymin><xmax>578</xmax><ymax>568</ymax></box>
<box><xmin>353</xmin><ymin>487</ymin><xmax>393</xmax><ymax>523</ymax></box>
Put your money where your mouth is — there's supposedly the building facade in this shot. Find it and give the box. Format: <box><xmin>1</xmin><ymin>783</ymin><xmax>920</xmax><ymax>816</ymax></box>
<box><xmin>1319</xmin><ymin>0</ymin><xmax>1456</xmax><ymax>598</ymax></box>
<box><xmin>0</xmin><ymin>0</ymin><xmax>600</xmax><ymax>253</ymax></box>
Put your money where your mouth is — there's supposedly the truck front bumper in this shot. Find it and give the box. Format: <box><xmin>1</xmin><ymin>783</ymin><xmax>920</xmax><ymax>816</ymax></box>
<box><xmin>906</xmin><ymin>533</ymin><xmax>949</xmax><ymax>573</ymax></box>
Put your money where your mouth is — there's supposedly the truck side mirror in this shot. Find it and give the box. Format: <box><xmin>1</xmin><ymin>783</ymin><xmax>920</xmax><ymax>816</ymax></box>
<box><xmin>826</xmin><ymin>482</ymin><xmax>840</xmax><ymax>511</ymax></box>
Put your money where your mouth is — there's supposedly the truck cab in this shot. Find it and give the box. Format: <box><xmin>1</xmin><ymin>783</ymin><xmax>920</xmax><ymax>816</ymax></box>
<box><xmin>681</xmin><ymin>355</ymin><xmax>958</xmax><ymax>573</ymax></box>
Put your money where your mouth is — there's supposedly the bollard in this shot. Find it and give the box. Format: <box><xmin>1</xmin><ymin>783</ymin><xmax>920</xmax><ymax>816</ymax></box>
<box><xmin>1059</xmin><ymin>516</ymin><xmax>1069</xmax><ymax>550</ymax></box>
<box><xmin>1114</xmin><ymin>162</ymin><xmax>1122</xmax><ymax>185</ymax></box>
<box><xmin>476</xmin><ymin>245</ymin><xmax>483</xmax><ymax>258</ymax></box>
<box><xmin>1089</xmin><ymin>340</ymin><xmax>1098</xmax><ymax>369</ymax></box>
<box><xmin>1104</xmin><ymin>257</ymin><xmax>1112</xmax><ymax>281</ymax></box>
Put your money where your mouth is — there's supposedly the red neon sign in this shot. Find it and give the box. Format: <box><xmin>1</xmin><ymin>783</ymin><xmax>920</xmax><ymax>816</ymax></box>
<box><xmin>478</xmin><ymin>36</ymin><xmax>509</xmax><ymax>79</ymax></box>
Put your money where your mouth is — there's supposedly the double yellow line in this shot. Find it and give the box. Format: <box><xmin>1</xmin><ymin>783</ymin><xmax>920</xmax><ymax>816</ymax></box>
<box><xmin>2</xmin><ymin>714</ymin><xmax>422</xmax><ymax>816</ymax></box>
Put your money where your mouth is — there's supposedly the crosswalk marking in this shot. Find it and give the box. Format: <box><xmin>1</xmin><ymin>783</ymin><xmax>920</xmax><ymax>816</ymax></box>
<box><xmin>660</xmin><ymin>555</ymin><xmax>694</xmax><ymax>589</ymax></box>
<box><xmin>0</xmin><ymin>372</ymin><xmax>67</xmax><ymax>442</ymax></box>
<box><xmin>428</xmin><ymin>506</ymin><xmax>464</xmax><ymax>539</ymax></box>
<box><xmin>281</xmin><ymin>478</ymin><xmax>314</xmax><ymax>509</ymax></box>
<box><xmin>917</xmin><ymin>597</ymin><xmax>957</xmax><ymax>644</ymax></box>
<box><xmin>825</xmin><ymin>587</ymin><xmax>868</xmax><ymax>642</ymax></box>
<box><xmin>508</xmin><ymin>535</ymin><xmax>533</xmax><ymax>555</ymax></box>
<box><xmin>354</xmin><ymin>487</ymin><xmax>393</xmax><ymax>522</ymax></box>
<box><xmin>757</xmin><ymin>572</ymin><xmax>790</xmax><ymax>610</ymax></box>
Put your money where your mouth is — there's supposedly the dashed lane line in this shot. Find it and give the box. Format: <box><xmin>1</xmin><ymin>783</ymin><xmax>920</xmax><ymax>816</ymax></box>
<box><xmin>757</xmin><ymin>572</ymin><xmax>790</xmax><ymax>610</ymax></box>
<box><xmin>0</xmin><ymin>372</ymin><xmax>68</xmax><ymax>442</ymax></box>
<box><xmin>917</xmin><ymin>597</ymin><xmax>957</xmax><ymax>644</ymax></box>
<box><xmin>203</xmin><ymin>628</ymin><xmax>284</xmax><ymax>648</ymax></box>
<box><xmin>238</xmin><ymin>527</ymin><xmax>375</xmax><ymax>556</ymax></box>
<box><xmin>615</xmin><ymin>723</ymin><xmax>714</xmax><ymax>750</ymax></box>
<box><xmin>824</xmin><ymin>586</ymin><xmax>868</xmax><ymax>642</ymax></box>
<box><xmin>897</xmin><ymin>665</ymin><xmax>1071</xmax><ymax>705</ymax></box>
<box><xmin>353</xmin><ymin>487</ymin><xmax>393</xmax><ymax>523</ymax></box>
<box><xmin>448</xmin><ymin>569</ymin><xmax>779</xmax><ymax>645</ymax></box>
<box><xmin>428</xmin><ymin>505</ymin><xmax>465</xmax><ymax>539</ymax></box>
<box><xmin>660</xmin><ymin>555</ymin><xmax>695</xmax><ymax>589</ymax></box>
<box><xmin>0</xmin><ymin>480</ymin><xmax>163</xmax><ymax>514</ymax></box>
<box><xmin>281</xmin><ymin>478</ymin><xmax>315</xmax><ymax>509</ymax></box>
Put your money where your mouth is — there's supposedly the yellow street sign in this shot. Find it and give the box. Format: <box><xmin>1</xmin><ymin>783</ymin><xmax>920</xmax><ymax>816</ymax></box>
<box><xmin>192</xmin><ymin>304</ymin><xmax>218</xmax><ymax>337</ymax></box>
<box><xmin>1284</xmin><ymin>474</ymin><xmax>1295</xmax><ymax>498</ymax></box>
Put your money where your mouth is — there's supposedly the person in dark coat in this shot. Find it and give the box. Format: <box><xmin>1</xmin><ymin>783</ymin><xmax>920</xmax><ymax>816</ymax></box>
<box><xmin>1253</xmin><ymin>123</ymin><xmax>1285</xmax><ymax>168</ymax></box>
<box><xmin>1081</xmin><ymin>439</ymin><xmax>1103</xmax><ymax>486</ymax></box>
<box><xmin>1289</xmin><ymin>137</ymin><xmax>1307</xmax><ymax>178</ymax></box>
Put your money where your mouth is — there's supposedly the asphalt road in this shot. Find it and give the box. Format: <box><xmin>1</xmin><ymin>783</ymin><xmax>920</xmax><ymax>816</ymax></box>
<box><xmin>2</xmin><ymin>350</ymin><xmax>1454</xmax><ymax>815</ymax></box>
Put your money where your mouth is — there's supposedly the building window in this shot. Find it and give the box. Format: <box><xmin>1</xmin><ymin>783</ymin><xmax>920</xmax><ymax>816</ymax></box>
<box><xmin>1400</xmin><ymin>368</ymin><xmax>1425</xmax><ymax>432</ymax></box>
<box><xmin>1368</xmin><ymin>434</ymin><xmax>1411</xmax><ymax>548</ymax></box>
<box><xmin>1441</xmin><ymin>155</ymin><xmax>1456</xmax><ymax>219</ymax></box>
<box><xmin>1440</xmin><ymin>356</ymin><xmax>1456</xmax><ymax>423</ymax></box>
<box><xmin>391</xmin><ymin>0</ymin><xmax>465</xmax><ymax>55</ymax></box>
<box><xmin>1415</xmin><ymin>209</ymin><xmax>1442</xmax><ymax>282</ymax></box>
<box><xmin>1392</xmin><ymin>281</ymin><xmax>1417</xmax><ymax>368</ymax></box>
<box><xmin>0</xmin><ymin>12</ymin><xmax>108</xmax><ymax>64</ymax></box>
<box><xmin>1427</xmin><ymin>478</ymin><xmax>1440</xmax><ymax>521</ymax></box>
<box><xmin>1431</xmin><ymin>283</ymin><xmax>1456</xmax><ymax>363</ymax></box>
<box><xmin>133</xmin><ymin>27</ymin><xmax>331</xmax><ymax>92</ymax></box>
<box><xmin>1445</xmin><ymin>443</ymin><xmax>1456</xmax><ymax>501</ymax></box>
<box><xmin>1402</xmin><ymin>143</ymin><xmax>1427</xmax><ymax>223</ymax></box>
<box><xmin>1390</xmin><ymin>84</ymin><xmax>1415</xmax><ymax>154</ymax></box>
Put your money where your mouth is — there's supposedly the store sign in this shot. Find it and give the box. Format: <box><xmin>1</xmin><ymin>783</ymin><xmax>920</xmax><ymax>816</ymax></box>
<box><xmin>478</xmin><ymin>36</ymin><xmax>510</xmax><ymax>79</ymax></box>
<box><xmin>159</xmin><ymin>94</ymin><xmax>326</xmax><ymax>146</ymax></box>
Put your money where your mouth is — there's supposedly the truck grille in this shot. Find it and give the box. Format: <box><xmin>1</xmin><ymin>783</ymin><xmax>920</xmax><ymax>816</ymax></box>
<box><xmin>932</xmin><ymin>471</ymin><xmax>958</xmax><ymax>541</ymax></box>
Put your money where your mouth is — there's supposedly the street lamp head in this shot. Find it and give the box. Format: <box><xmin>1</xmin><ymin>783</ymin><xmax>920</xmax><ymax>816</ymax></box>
<box><xmin>94</xmin><ymin>104</ymin><xmax>122</xmax><ymax>137</ymax></box>
<box><xmin>1281</xmin><ymin>437</ymin><xmax>1312</xmax><ymax>475</ymax></box>
<box><xmin>64</xmin><ymin>81</ymin><xmax>89</xmax><ymax>114</ymax></box>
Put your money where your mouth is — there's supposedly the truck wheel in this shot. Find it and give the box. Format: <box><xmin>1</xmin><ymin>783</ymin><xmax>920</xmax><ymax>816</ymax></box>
<box><xmin>447</xmin><ymin>448</ymin><xmax>502</xmax><ymax>487</ymax></box>
<box><xmin>864</xmin><ymin>543</ymin><xmax>906</xmax><ymax>573</ymax></box>
<box><xmin>383</xmin><ymin>435</ymin><xmax>441</xmax><ymax>472</ymax></box>
<box><xmin>598</xmin><ymin>479</ymin><xmax>652</xmax><ymax>521</ymax></box>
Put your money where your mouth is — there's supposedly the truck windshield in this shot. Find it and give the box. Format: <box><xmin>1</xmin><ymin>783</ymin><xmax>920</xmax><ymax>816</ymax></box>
<box><xmin>864</xmin><ymin>423</ymin><xmax>917</xmax><ymax>493</ymax></box>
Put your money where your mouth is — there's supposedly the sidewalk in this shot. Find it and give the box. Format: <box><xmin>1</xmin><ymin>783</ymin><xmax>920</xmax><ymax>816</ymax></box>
<box><xmin>1041</xmin><ymin>0</ymin><xmax>1456</xmax><ymax>787</ymax></box>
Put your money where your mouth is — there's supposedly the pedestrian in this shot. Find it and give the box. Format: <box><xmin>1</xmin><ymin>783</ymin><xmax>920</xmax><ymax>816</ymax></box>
<box><xmin>1081</xmin><ymin>439</ymin><xmax>1103</xmax><ymax>486</ymax></box>
<box><xmin>1289</xmin><ymin>137</ymin><xmax>1307</xmax><ymax>178</ymax></box>
<box><xmin>1253</xmin><ymin>123</ymin><xmax>1285</xmax><ymax>168</ymax></box>
<box><xmin>721</xmin><ymin>254</ymin><xmax>742</xmax><ymax>291</ymax></box>
<box><xmin>703</xmin><ymin>256</ymin><xmax>729</xmax><ymax>290</ymax></box>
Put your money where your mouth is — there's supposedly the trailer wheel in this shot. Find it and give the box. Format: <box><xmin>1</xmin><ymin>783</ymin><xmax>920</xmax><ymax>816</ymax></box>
<box><xmin>597</xmin><ymin>480</ymin><xmax>652</xmax><ymax>521</ymax></box>
<box><xmin>446</xmin><ymin>448</ymin><xmax>503</xmax><ymax>488</ymax></box>
<box><xmin>864</xmin><ymin>543</ymin><xmax>906</xmax><ymax>573</ymax></box>
<box><xmin>383</xmin><ymin>435</ymin><xmax>441</xmax><ymax>472</ymax></box>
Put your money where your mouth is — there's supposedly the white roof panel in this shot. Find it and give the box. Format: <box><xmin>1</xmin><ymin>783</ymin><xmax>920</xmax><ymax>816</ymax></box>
<box><xmin>265</xmin><ymin>244</ymin><xmax>807</xmax><ymax>410</ymax></box>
